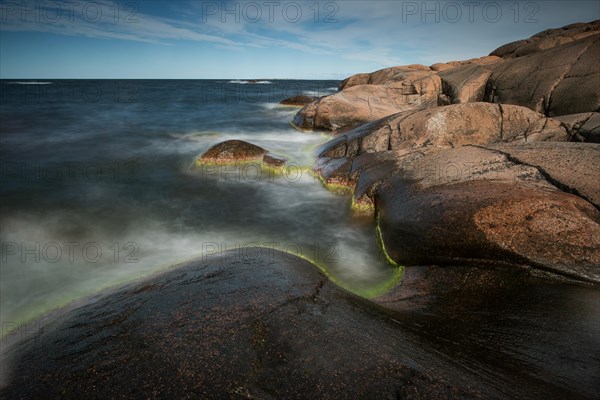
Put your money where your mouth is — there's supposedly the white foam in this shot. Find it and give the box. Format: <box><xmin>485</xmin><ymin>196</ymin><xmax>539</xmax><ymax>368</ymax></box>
<box><xmin>228</xmin><ymin>80</ymin><xmax>272</xmax><ymax>84</ymax></box>
<box><xmin>303</xmin><ymin>88</ymin><xmax>338</xmax><ymax>97</ymax></box>
<box><xmin>5</xmin><ymin>81</ymin><xmax>53</xmax><ymax>85</ymax></box>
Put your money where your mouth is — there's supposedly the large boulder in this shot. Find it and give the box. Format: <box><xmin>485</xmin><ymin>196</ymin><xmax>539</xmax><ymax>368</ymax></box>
<box><xmin>0</xmin><ymin>251</ymin><xmax>526</xmax><ymax>399</ymax></box>
<box><xmin>491</xmin><ymin>20</ymin><xmax>600</xmax><ymax>58</ymax></box>
<box><xmin>485</xmin><ymin>33</ymin><xmax>600</xmax><ymax>116</ymax></box>
<box><xmin>317</xmin><ymin>103</ymin><xmax>569</xmax><ymax>159</ymax></box>
<box><xmin>338</xmin><ymin>65</ymin><xmax>433</xmax><ymax>90</ymax></box>
<box><xmin>298</xmin><ymin>21</ymin><xmax>600</xmax><ymax>135</ymax></box>
<box><xmin>438</xmin><ymin>63</ymin><xmax>492</xmax><ymax>103</ymax></box>
<box><xmin>294</xmin><ymin>71</ymin><xmax>443</xmax><ymax>132</ymax></box>
<box><xmin>375</xmin><ymin>145</ymin><xmax>600</xmax><ymax>283</ymax></box>
<box><xmin>313</xmin><ymin>113</ymin><xmax>599</xmax><ymax>283</ymax></box>
<box><xmin>486</xmin><ymin>142</ymin><xmax>600</xmax><ymax>208</ymax></box>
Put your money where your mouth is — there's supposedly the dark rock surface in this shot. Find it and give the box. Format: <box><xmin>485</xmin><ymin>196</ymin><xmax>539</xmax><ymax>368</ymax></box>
<box><xmin>262</xmin><ymin>153</ymin><xmax>287</xmax><ymax>167</ymax></box>
<box><xmin>2</xmin><ymin>250</ymin><xmax>599</xmax><ymax>399</ymax></box>
<box><xmin>556</xmin><ymin>112</ymin><xmax>600</xmax><ymax>143</ymax></box>
<box><xmin>279</xmin><ymin>95</ymin><xmax>318</xmax><ymax>106</ymax></box>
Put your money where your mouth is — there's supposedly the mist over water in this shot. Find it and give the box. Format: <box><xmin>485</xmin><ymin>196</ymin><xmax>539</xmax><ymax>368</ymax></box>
<box><xmin>0</xmin><ymin>79</ymin><xmax>398</xmax><ymax>330</ymax></box>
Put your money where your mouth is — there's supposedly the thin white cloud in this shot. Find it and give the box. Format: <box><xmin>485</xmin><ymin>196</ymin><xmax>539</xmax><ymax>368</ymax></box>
<box><xmin>2</xmin><ymin>0</ymin><xmax>598</xmax><ymax>74</ymax></box>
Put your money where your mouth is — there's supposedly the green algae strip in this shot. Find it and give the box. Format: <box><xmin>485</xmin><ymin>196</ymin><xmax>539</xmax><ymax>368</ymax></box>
<box><xmin>350</xmin><ymin>196</ymin><xmax>375</xmax><ymax>216</ymax></box>
<box><xmin>273</xmin><ymin>247</ymin><xmax>403</xmax><ymax>299</ymax></box>
<box><xmin>310</xmin><ymin>170</ymin><xmax>354</xmax><ymax>194</ymax></box>
<box><xmin>376</xmin><ymin>213</ymin><xmax>402</xmax><ymax>269</ymax></box>
<box><xmin>2</xmin><ymin>241</ymin><xmax>405</xmax><ymax>340</ymax></box>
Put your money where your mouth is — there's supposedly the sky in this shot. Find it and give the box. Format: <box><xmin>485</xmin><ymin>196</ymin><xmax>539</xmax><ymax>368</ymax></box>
<box><xmin>0</xmin><ymin>0</ymin><xmax>598</xmax><ymax>79</ymax></box>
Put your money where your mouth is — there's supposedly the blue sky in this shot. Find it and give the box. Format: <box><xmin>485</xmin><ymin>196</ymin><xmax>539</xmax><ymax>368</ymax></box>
<box><xmin>1</xmin><ymin>0</ymin><xmax>598</xmax><ymax>79</ymax></box>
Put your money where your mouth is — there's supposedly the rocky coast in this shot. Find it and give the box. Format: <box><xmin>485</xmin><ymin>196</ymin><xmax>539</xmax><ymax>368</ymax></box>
<box><xmin>2</xmin><ymin>20</ymin><xmax>599</xmax><ymax>400</ymax></box>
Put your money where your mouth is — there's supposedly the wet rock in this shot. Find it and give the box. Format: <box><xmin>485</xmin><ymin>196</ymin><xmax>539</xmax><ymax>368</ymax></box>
<box><xmin>373</xmin><ymin>264</ymin><xmax>600</xmax><ymax>398</ymax></box>
<box><xmin>262</xmin><ymin>153</ymin><xmax>287</xmax><ymax>167</ymax></box>
<box><xmin>198</xmin><ymin>140</ymin><xmax>267</xmax><ymax>164</ymax></box>
<box><xmin>312</xmin><ymin>156</ymin><xmax>353</xmax><ymax>188</ymax></box>
<box><xmin>0</xmin><ymin>251</ymin><xmax>495</xmax><ymax>399</ymax></box>
<box><xmin>2</xmin><ymin>250</ymin><xmax>598</xmax><ymax>399</ymax></box>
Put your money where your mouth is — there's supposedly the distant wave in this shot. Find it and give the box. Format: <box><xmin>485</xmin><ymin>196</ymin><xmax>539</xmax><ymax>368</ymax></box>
<box><xmin>228</xmin><ymin>80</ymin><xmax>272</xmax><ymax>84</ymax></box>
<box><xmin>303</xmin><ymin>88</ymin><xmax>338</xmax><ymax>96</ymax></box>
<box><xmin>5</xmin><ymin>81</ymin><xmax>53</xmax><ymax>85</ymax></box>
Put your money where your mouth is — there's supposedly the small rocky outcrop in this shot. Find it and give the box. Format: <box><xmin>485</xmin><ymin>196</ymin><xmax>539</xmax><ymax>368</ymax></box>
<box><xmin>279</xmin><ymin>95</ymin><xmax>318</xmax><ymax>106</ymax></box>
<box><xmin>294</xmin><ymin>71</ymin><xmax>442</xmax><ymax>132</ymax></box>
<box><xmin>438</xmin><ymin>64</ymin><xmax>492</xmax><ymax>103</ymax></box>
<box><xmin>196</xmin><ymin>140</ymin><xmax>286</xmax><ymax>167</ymax></box>
<box><xmin>198</xmin><ymin>140</ymin><xmax>267</xmax><ymax>163</ymax></box>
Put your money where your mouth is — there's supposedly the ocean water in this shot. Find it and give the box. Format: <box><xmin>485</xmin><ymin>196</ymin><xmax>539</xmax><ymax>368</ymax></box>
<box><xmin>0</xmin><ymin>79</ymin><xmax>400</xmax><ymax>329</ymax></box>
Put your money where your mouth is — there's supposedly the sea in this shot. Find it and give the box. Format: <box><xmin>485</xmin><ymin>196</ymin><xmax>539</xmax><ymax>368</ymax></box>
<box><xmin>0</xmin><ymin>79</ymin><xmax>400</xmax><ymax>330</ymax></box>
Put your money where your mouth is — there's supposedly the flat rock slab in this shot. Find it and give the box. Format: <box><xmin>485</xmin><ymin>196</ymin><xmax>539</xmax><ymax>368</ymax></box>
<box><xmin>484</xmin><ymin>142</ymin><xmax>600</xmax><ymax>208</ymax></box>
<box><xmin>2</xmin><ymin>250</ymin><xmax>598</xmax><ymax>399</ymax></box>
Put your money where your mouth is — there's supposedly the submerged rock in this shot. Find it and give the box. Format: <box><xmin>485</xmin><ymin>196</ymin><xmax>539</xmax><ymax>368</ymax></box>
<box><xmin>262</xmin><ymin>153</ymin><xmax>287</xmax><ymax>167</ymax></box>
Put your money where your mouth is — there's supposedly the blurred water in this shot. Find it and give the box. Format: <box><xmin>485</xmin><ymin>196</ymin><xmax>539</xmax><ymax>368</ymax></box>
<box><xmin>0</xmin><ymin>79</ymin><xmax>400</xmax><ymax>329</ymax></box>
